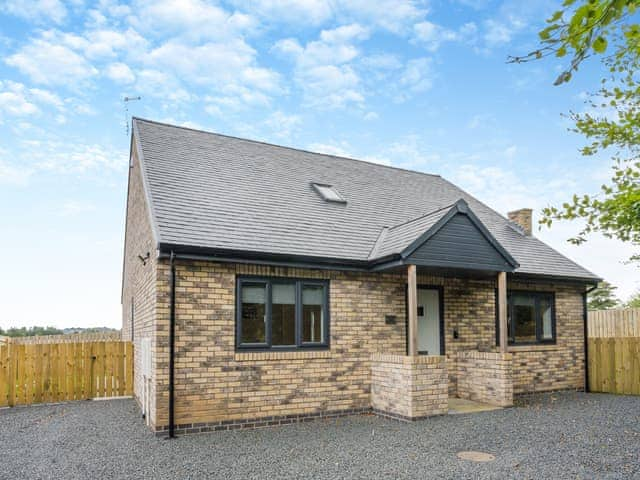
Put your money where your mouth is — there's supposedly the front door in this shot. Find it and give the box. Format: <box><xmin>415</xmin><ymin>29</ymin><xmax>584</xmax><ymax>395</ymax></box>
<box><xmin>417</xmin><ymin>288</ymin><xmax>442</xmax><ymax>355</ymax></box>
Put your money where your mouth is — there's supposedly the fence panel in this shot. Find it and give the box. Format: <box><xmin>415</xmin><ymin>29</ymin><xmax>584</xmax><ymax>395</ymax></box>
<box><xmin>588</xmin><ymin>308</ymin><xmax>640</xmax><ymax>337</ymax></box>
<box><xmin>0</xmin><ymin>340</ymin><xmax>133</xmax><ymax>407</ymax></box>
<box><xmin>588</xmin><ymin>337</ymin><xmax>640</xmax><ymax>395</ymax></box>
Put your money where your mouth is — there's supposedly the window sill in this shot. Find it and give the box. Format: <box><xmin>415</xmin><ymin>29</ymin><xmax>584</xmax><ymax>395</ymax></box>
<box><xmin>508</xmin><ymin>344</ymin><xmax>559</xmax><ymax>353</ymax></box>
<box><xmin>234</xmin><ymin>350</ymin><xmax>332</xmax><ymax>361</ymax></box>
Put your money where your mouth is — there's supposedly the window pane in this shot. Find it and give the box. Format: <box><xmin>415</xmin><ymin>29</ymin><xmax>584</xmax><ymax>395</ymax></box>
<box><xmin>512</xmin><ymin>294</ymin><xmax>536</xmax><ymax>343</ymax></box>
<box><xmin>540</xmin><ymin>296</ymin><xmax>553</xmax><ymax>340</ymax></box>
<box><xmin>302</xmin><ymin>285</ymin><xmax>324</xmax><ymax>343</ymax></box>
<box><xmin>241</xmin><ymin>284</ymin><xmax>266</xmax><ymax>343</ymax></box>
<box><xmin>272</xmin><ymin>283</ymin><xmax>296</xmax><ymax>346</ymax></box>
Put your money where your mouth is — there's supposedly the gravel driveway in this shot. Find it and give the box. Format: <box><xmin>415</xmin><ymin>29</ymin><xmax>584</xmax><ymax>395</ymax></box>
<box><xmin>1</xmin><ymin>392</ymin><xmax>639</xmax><ymax>479</ymax></box>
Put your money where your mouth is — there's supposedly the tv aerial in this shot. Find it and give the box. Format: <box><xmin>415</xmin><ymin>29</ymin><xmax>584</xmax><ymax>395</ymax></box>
<box><xmin>123</xmin><ymin>96</ymin><xmax>141</xmax><ymax>136</ymax></box>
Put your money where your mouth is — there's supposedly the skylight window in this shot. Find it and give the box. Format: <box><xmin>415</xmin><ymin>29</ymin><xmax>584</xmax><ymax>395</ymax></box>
<box><xmin>312</xmin><ymin>183</ymin><xmax>346</xmax><ymax>203</ymax></box>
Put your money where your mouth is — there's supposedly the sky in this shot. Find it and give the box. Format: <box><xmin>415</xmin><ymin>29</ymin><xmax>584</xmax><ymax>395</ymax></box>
<box><xmin>0</xmin><ymin>0</ymin><xmax>638</xmax><ymax>330</ymax></box>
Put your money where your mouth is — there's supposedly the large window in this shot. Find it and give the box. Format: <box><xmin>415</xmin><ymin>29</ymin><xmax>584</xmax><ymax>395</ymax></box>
<box><xmin>236</xmin><ymin>277</ymin><xmax>329</xmax><ymax>350</ymax></box>
<box><xmin>496</xmin><ymin>290</ymin><xmax>556</xmax><ymax>345</ymax></box>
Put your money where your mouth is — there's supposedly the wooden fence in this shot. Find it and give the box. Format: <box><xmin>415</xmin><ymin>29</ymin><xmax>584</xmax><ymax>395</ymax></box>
<box><xmin>588</xmin><ymin>308</ymin><xmax>640</xmax><ymax>337</ymax></box>
<box><xmin>8</xmin><ymin>332</ymin><xmax>122</xmax><ymax>344</ymax></box>
<box><xmin>0</xmin><ymin>340</ymin><xmax>133</xmax><ymax>407</ymax></box>
<box><xmin>588</xmin><ymin>337</ymin><xmax>640</xmax><ymax>395</ymax></box>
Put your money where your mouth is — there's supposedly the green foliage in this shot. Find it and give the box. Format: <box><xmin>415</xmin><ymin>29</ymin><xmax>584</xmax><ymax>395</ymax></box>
<box><xmin>626</xmin><ymin>290</ymin><xmax>640</xmax><ymax>307</ymax></box>
<box><xmin>0</xmin><ymin>326</ymin><xmax>64</xmax><ymax>337</ymax></box>
<box><xmin>511</xmin><ymin>0</ymin><xmax>640</xmax><ymax>85</ymax></box>
<box><xmin>512</xmin><ymin>1</ymin><xmax>640</xmax><ymax>263</ymax></box>
<box><xmin>588</xmin><ymin>281</ymin><xmax>622</xmax><ymax>309</ymax></box>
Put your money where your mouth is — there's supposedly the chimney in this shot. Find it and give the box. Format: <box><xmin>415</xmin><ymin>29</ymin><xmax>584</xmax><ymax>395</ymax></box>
<box><xmin>508</xmin><ymin>208</ymin><xmax>533</xmax><ymax>236</ymax></box>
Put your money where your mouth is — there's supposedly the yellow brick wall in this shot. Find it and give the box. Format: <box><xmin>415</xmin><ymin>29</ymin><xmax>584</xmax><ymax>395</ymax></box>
<box><xmin>371</xmin><ymin>354</ymin><xmax>448</xmax><ymax>419</ymax></box>
<box><xmin>509</xmin><ymin>281</ymin><xmax>586</xmax><ymax>394</ymax></box>
<box><xmin>121</xmin><ymin>144</ymin><xmax>158</xmax><ymax>421</ymax></box>
<box><xmin>145</xmin><ymin>260</ymin><xmax>586</xmax><ymax>429</ymax></box>
<box><xmin>152</xmin><ymin>262</ymin><xmax>407</xmax><ymax>428</ymax></box>
<box><xmin>456</xmin><ymin>351</ymin><xmax>513</xmax><ymax>406</ymax></box>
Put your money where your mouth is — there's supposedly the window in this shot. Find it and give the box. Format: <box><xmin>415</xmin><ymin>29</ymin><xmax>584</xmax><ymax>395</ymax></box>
<box><xmin>496</xmin><ymin>290</ymin><xmax>556</xmax><ymax>345</ymax></box>
<box><xmin>236</xmin><ymin>277</ymin><xmax>329</xmax><ymax>350</ymax></box>
<box><xmin>311</xmin><ymin>183</ymin><xmax>346</xmax><ymax>203</ymax></box>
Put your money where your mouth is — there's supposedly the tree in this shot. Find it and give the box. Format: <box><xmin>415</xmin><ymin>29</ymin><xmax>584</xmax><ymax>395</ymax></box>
<box><xmin>0</xmin><ymin>326</ymin><xmax>64</xmax><ymax>337</ymax></box>
<box><xmin>588</xmin><ymin>281</ymin><xmax>621</xmax><ymax>309</ymax></box>
<box><xmin>509</xmin><ymin>0</ymin><xmax>640</xmax><ymax>262</ymax></box>
<box><xmin>626</xmin><ymin>289</ymin><xmax>640</xmax><ymax>307</ymax></box>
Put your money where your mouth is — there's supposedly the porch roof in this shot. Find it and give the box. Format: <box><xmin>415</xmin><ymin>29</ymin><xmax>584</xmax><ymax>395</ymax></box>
<box><xmin>369</xmin><ymin>199</ymin><xmax>518</xmax><ymax>272</ymax></box>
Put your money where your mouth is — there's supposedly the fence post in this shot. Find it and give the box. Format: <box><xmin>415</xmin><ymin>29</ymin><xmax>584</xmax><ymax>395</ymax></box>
<box><xmin>8</xmin><ymin>342</ymin><xmax>17</xmax><ymax>407</ymax></box>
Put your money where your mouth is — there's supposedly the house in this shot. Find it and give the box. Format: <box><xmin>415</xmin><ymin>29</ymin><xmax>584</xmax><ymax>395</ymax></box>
<box><xmin>122</xmin><ymin>118</ymin><xmax>600</xmax><ymax>436</ymax></box>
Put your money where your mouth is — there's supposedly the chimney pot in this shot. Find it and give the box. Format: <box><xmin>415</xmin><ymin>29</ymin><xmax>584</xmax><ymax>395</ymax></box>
<box><xmin>508</xmin><ymin>208</ymin><xmax>533</xmax><ymax>236</ymax></box>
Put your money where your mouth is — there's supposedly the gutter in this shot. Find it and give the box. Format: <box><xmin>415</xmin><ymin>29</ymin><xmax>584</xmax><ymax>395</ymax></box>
<box><xmin>168</xmin><ymin>251</ymin><xmax>176</xmax><ymax>438</ymax></box>
<box><xmin>583</xmin><ymin>283</ymin><xmax>598</xmax><ymax>393</ymax></box>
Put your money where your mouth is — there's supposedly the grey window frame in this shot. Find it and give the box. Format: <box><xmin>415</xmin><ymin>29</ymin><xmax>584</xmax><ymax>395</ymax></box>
<box><xmin>236</xmin><ymin>276</ymin><xmax>330</xmax><ymax>351</ymax></box>
<box><xmin>496</xmin><ymin>290</ymin><xmax>557</xmax><ymax>346</ymax></box>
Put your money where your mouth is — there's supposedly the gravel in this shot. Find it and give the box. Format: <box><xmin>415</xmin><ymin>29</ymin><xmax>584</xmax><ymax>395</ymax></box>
<box><xmin>1</xmin><ymin>392</ymin><xmax>639</xmax><ymax>479</ymax></box>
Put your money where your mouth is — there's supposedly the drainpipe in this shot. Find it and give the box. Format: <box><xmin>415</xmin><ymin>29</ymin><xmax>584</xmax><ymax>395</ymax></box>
<box><xmin>168</xmin><ymin>251</ymin><xmax>176</xmax><ymax>438</ymax></box>
<box><xmin>583</xmin><ymin>284</ymin><xmax>598</xmax><ymax>393</ymax></box>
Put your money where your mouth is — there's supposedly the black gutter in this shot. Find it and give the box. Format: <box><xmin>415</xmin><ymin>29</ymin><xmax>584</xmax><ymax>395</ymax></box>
<box><xmin>157</xmin><ymin>244</ymin><xmax>602</xmax><ymax>285</ymax></box>
<box><xmin>583</xmin><ymin>283</ymin><xmax>598</xmax><ymax>393</ymax></box>
<box><xmin>168</xmin><ymin>251</ymin><xmax>176</xmax><ymax>438</ymax></box>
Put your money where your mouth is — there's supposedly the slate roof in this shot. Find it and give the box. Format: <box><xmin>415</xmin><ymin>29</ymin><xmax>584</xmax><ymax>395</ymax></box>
<box><xmin>132</xmin><ymin>118</ymin><xmax>600</xmax><ymax>281</ymax></box>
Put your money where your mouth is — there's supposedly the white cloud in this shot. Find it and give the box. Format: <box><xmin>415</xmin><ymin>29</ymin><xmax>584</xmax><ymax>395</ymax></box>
<box><xmin>105</xmin><ymin>62</ymin><xmax>136</xmax><ymax>84</ymax></box>
<box><xmin>0</xmin><ymin>159</ymin><xmax>32</xmax><ymax>185</ymax></box>
<box><xmin>263</xmin><ymin>111</ymin><xmax>302</xmax><ymax>139</ymax></box>
<box><xmin>28</xmin><ymin>88</ymin><xmax>63</xmax><ymax>108</ymax></box>
<box><xmin>307</xmin><ymin>141</ymin><xmax>354</xmax><ymax>158</ymax></box>
<box><xmin>0</xmin><ymin>90</ymin><xmax>39</xmax><ymax>116</ymax></box>
<box><xmin>6</xmin><ymin>35</ymin><xmax>98</xmax><ymax>86</ymax></box>
<box><xmin>130</xmin><ymin>0</ymin><xmax>255</xmax><ymax>41</ymax></box>
<box><xmin>23</xmin><ymin>140</ymin><xmax>128</xmax><ymax>175</ymax></box>
<box><xmin>319</xmin><ymin>23</ymin><xmax>369</xmax><ymax>43</ymax></box>
<box><xmin>237</xmin><ymin>0</ymin><xmax>427</xmax><ymax>33</ymax></box>
<box><xmin>338</xmin><ymin>0</ymin><xmax>427</xmax><ymax>34</ymax></box>
<box><xmin>273</xmin><ymin>24</ymin><xmax>368</xmax><ymax>109</ymax></box>
<box><xmin>59</xmin><ymin>200</ymin><xmax>97</xmax><ymax>216</ymax></box>
<box><xmin>413</xmin><ymin>21</ymin><xmax>478</xmax><ymax>51</ymax></box>
<box><xmin>0</xmin><ymin>81</ymin><xmax>64</xmax><ymax>118</ymax></box>
<box><xmin>483</xmin><ymin>18</ymin><xmax>518</xmax><ymax>46</ymax></box>
<box><xmin>399</xmin><ymin>57</ymin><xmax>434</xmax><ymax>94</ymax></box>
<box><xmin>361</xmin><ymin>54</ymin><xmax>403</xmax><ymax>71</ymax></box>
<box><xmin>83</xmin><ymin>28</ymin><xmax>148</xmax><ymax>59</ymax></box>
<box><xmin>235</xmin><ymin>0</ymin><xmax>332</xmax><ymax>26</ymax></box>
<box><xmin>146</xmin><ymin>39</ymin><xmax>280</xmax><ymax>93</ymax></box>
<box><xmin>1</xmin><ymin>0</ymin><xmax>67</xmax><ymax>24</ymax></box>
<box><xmin>135</xmin><ymin>69</ymin><xmax>193</xmax><ymax>104</ymax></box>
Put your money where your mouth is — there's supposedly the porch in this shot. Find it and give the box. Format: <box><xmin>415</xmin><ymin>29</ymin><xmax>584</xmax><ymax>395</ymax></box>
<box><xmin>370</xmin><ymin>350</ymin><xmax>513</xmax><ymax>421</ymax></box>
<box><xmin>370</xmin><ymin>259</ymin><xmax>514</xmax><ymax>421</ymax></box>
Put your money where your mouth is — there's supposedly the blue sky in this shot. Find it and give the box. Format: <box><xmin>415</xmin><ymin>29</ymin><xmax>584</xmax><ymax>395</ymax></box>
<box><xmin>0</xmin><ymin>0</ymin><xmax>637</xmax><ymax>329</ymax></box>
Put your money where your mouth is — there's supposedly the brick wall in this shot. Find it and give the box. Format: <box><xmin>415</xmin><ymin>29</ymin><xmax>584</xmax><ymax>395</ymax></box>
<box><xmin>121</xmin><ymin>145</ymin><xmax>158</xmax><ymax>423</ymax></box>
<box><xmin>456</xmin><ymin>351</ymin><xmax>513</xmax><ymax>406</ymax></box>
<box><xmin>142</xmin><ymin>259</ymin><xmax>585</xmax><ymax>430</ymax></box>
<box><xmin>152</xmin><ymin>262</ymin><xmax>407</xmax><ymax>430</ymax></box>
<box><xmin>509</xmin><ymin>281</ymin><xmax>586</xmax><ymax>394</ymax></box>
<box><xmin>371</xmin><ymin>354</ymin><xmax>448</xmax><ymax>420</ymax></box>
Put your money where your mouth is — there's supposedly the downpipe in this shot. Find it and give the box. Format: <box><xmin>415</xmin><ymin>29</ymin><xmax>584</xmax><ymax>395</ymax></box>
<box><xmin>168</xmin><ymin>251</ymin><xmax>176</xmax><ymax>438</ymax></box>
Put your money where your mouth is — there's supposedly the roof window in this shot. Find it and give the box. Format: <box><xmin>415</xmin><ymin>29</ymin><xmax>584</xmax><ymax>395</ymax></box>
<box><xmin>312</xmin><ymin>183</ymin><xmax>346</xmax><ymax>203</ymax></box>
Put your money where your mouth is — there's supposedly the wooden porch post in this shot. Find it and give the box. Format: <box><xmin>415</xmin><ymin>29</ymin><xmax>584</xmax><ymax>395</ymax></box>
<box><xmin>498</xmin><ymin>271</ymin><xmax>508</xmax><ymax>353</ymax></box>
<box><xmin>407</xmin><ymin>264</ymin><xmax>418</xmax><ymax>356</ymax></box>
